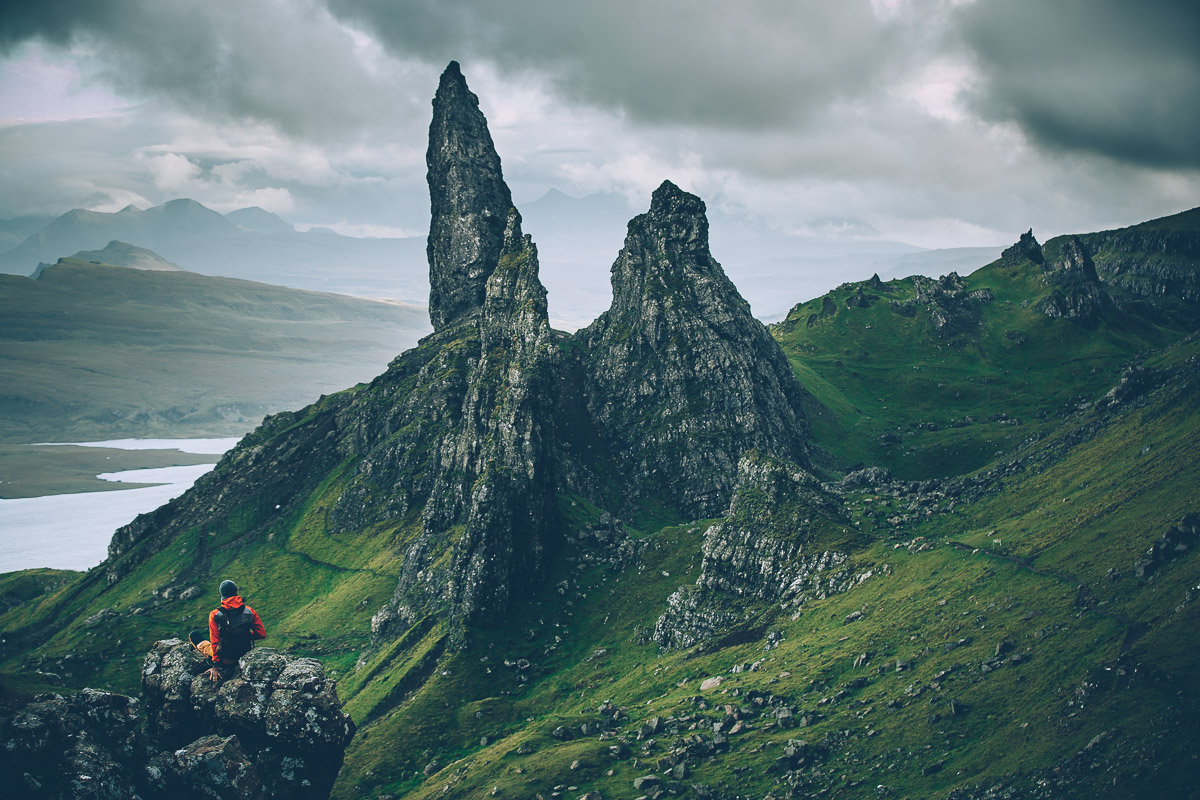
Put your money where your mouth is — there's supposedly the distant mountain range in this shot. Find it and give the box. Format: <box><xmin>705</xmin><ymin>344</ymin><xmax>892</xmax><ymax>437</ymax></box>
<box><xmin>0</xmin><ymin>199</ymin><xmax>430</xmax><ymax>303</ymax></box>
<box><xmin>0</xmin><ymin>195</ymin><xmax>1004</xmax><ymax>328</ymax></box>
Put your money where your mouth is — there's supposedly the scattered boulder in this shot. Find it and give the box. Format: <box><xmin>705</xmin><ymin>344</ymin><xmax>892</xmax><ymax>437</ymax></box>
<box><xmin>1133</xmin><ymin>513</ymin><xmax>1199</xmax><ymax>578</ymax></box>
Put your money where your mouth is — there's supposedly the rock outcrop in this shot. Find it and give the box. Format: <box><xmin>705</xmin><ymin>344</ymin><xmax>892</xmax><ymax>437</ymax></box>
<box><xmin>426</xmin><ymin>60</ymin><xmax>516</xmax><ymax>330</ymax></box>
<box><xmin>1001</xmin><ymin>228</ymin><xmax>1045</xmax><ymax>266</ymax></box>
<box><xmin>1039</xmin><ymin>235</ymin><xmax>1110</xmax><ymax>325</ymax></box>
<box><xmin>904</xmin><ymin>272</ymin><xmax>991</xmax><ymax>338</ymax></box>
<box><xmin>652</xmin><ymin>453</ymin><xmax>872</xmax><ymax>649</ymax></box>
<box><xmin>0</xmin><ymin>641</ymin><xmax>354</xmax><ymax>800</ymax></box>
<box><xmin>1081</xmin><ymin>208</ymin><xmax>1200</xmax><ymax>328</ymax></box>
<box><xmin>576</xmin><ymin>181</ymin><xmax>811</xmax><ymax>517</ymax></box>
<box><xmin>385</xmin><ymin>209</ymin><xmax>560</xmax><ymax>628</ymax></box>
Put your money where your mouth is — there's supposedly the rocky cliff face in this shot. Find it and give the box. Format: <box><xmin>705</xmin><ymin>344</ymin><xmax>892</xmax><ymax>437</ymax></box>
<box><xmin>426</xmin><ymin>60</ymin><xmax>515</xmax><ymax>330</ymax></box>
<box><xmin>0</xmin><ymin>642</ymin><xmax>354</xmax><ymax>800</ymax></box>
<box><xmin>998</xmin><ymin>213</ymin><xmax>1200</xmax><ymax>330</ymax></box>
<box><xmin>652</xmin><ymin>453</ymin><xmax>873</xmax><ymax>649</ymax></box>
<box><xmin>27</xmin><ymin>63</ymin><xmax>819</xmax><ymax>689</ymax></box>
<box><xmin>382</xmin><ymin>209</ymin><xmax>560</xmax><ymax>631</ymax></box>
<box><xmin>1039</xmin><ymin>235</ymin><xmax>1110</xmax><ymax>325</ymax></box>
<box><xmin>99</xmin><ymin>63</ymin><xmax>562</xmax><ymax>635</ymax></box>
<box><xmin>576</xmin><ymin>181</ymin><xmax>811</xmax><ymax>517</ymax></box>
<box><xmin>1081</xmin><ymin>209</ymin><xmax>1200</xmax><ymax>327</ymax></box>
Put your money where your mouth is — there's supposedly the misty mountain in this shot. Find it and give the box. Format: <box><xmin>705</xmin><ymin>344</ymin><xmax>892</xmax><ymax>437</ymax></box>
<box><xmin>31</xmin><ymin>240</ymin><xmax>183</xmax><ymax>277</ymax></box>
<box><xmin>0</xmin><ymin>216</ymin><xmax>56</xmax><ymax>251</ymax></box>
<box><xmin>0</xmin><ymin>200</ymin><xmax>430</xmax><ymax>303</ymax></box>
<box><xmin>225</xmin><ymin>206</ymin><xmax>295</xmax><ymax>233</ymax></box>
<box><xmin>2</xmin><ymin>193</ymin><xmax>1004</xmax><ymax>330</ymax></box>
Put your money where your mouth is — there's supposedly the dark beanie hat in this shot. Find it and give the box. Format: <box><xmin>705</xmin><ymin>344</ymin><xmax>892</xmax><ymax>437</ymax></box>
<box><xmin>220</xmin><ymin>579</ymin><xmax>238</xmax><ymax>598</ymax></box>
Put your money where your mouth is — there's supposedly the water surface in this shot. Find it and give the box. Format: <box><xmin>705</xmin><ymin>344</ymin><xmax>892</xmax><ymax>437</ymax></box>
<box><xmin>0</xmin><ymin>439</ymin><xmax>238</xmax><ymax>573</ymax></box>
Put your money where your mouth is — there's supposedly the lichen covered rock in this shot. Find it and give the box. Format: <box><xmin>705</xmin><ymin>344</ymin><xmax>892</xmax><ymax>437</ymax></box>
<box><xmin>141</xmin><ymin>640</ymin><xmax>355</xmax><ymax>798</ymax></box>
<box><xmin>0</xmin><ymin>688</ymin><xmax>146</xmax><ymax>799</ymax></box>
<box><xmin>1039</xmin><ymin>235</ymin><xmax>1111</xmax><ymax>325</ymax></box>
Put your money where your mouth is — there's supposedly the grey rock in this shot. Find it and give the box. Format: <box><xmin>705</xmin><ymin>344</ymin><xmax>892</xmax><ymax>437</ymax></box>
<box><xmin>0</xmin><ymin>689</ymin><xmax>146</xmax><ymax>799</ymax></box>
<box><xmin>576</xmin><ymin>181</ymin><xmax>811</xmax><ymax>518</ymax></box>
<box><xmin>633</xmin><ymin>774</ymin><xmax>660</xmax><ymax>790</ymax></box>
<box><xmin>426</xmin><ymin>61</ymin><xmax>515</xmax><ymax>330</ymax></box>
<box><xmin>141</xmin><ymin>641</ymin><xmax>354</xmax><ymax>798</ymax></box>
<box><xmin>1001</xmin><ymin>229</ymin><xmax>1045</xmax><ymax>266</ymax></box>
<box><xmin>1039</xmin><ymin>236</ymin><xmax>1110</xmax><ymax>325</ymax></box>
<box><xmin>908</xmin><ymin>272</ymin><xmax>987</xmax><ymax>338</ymax></box>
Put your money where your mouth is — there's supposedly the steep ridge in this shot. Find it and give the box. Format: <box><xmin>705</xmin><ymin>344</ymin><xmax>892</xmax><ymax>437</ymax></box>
<box><xmin>772</xmin><ymin>216</ymin><xmax>1198</xmax><ymax>479</ymax></box>
<box><xmin>100</xmin><ymin>62</ymin><xmax>562</xmax><ymax>634</ymax></box>
<box><xmin>1082</xmin><ymin>206</ymin><xmax>1200</xmax><ymax>326</ymax></box>
<box><xmin>577</xmin><ymin>181</ymin><xmax>811</xmax><ymax>517</ymax></box>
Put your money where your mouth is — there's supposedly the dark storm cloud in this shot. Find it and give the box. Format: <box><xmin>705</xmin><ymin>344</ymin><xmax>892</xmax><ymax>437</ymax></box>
<box><xmin>0</xmin><ymin>0</ymin><xmax>123</xmax><ymax>50</ymax></box>
<box><xmin>328</xmin><ymin>0</ymin><xmax>906</xmax><ymax>129</ymax></box>
<box><xmin>956</xmin><ymin>0</ymin><xmax>1200</xmax><ymax>169</ymax></box>
<box><xmin>0</xmin><ymin>0</ymin><xmax>431</xmax><ymax>142</ymax></box>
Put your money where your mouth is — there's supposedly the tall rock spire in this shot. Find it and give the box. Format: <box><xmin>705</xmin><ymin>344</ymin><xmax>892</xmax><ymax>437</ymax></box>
<box><xmin>577</xmin><ymin>181</ymin><xmax>811</xmax><ymax>517</ymax></box>
<box><xmin>426</xmin><ymin>60</ymin><xmax>516</xmax><ymax>330</ymax></box>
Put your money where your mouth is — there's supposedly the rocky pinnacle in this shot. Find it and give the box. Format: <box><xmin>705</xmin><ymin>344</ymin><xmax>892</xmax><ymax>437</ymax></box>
<box><xmin>426</xmin><ymin>60</ymin><xmax>515</xmax><ymax>330</ymax></box>
<box><xmin>578</xmin><ymin>180</ymin><xmax>811</xmax><ymax>517</ymax></box>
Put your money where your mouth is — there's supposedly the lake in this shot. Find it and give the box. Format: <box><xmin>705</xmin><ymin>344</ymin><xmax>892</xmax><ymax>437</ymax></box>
<box><xmin>0</xmin><ymin>439</ymin><xmax>239</xmax><ymax>573</ymax></box>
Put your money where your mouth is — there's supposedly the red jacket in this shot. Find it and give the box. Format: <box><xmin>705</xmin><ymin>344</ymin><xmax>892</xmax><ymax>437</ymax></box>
<box><xmin>208</xmin><ymin>595</ymin><xmax>266</xmax><ymax>664</ymax></box>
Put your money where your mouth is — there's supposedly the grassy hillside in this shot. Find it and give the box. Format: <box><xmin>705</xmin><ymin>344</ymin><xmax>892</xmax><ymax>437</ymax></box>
<box><xmin>772</xmin><ymin>243</ymin><xmax>1187</xmax><ymax>480</ymax></box>
<box><xmin>2</xmin><ymin>331</ymin><xmax>1196</xmax><ymax>799</ymax></box>
<box><xmin>0</xmin><ymin>259</ymin><xmax>430</xmax><ymax>442</ymax></box>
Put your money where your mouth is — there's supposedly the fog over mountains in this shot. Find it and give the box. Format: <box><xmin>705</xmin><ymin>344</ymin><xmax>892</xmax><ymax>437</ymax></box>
<box><xmin>0</xmin><ymin>192</ymin><xmax>1003</xmax><ymax>329</ymax></box>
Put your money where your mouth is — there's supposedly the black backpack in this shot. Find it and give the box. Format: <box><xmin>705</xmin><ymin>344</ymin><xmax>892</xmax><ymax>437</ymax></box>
<box><xmin>214</xmin><ymin>605</ymin><xmax>255</xmax><ymax>661</ymax></box>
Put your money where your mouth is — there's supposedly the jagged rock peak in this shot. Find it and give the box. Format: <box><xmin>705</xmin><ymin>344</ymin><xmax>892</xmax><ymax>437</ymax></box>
<box><xmin>426</xmin><ymin>60</ymin><xmax>516</xmax><ymax>330</ymax></box>
<box><xmin>578</xmin><ymin>182</ymin><xmax>811</xmax><ymax>518</ymax></box>
<box><xmin>648</xmin><ymin>178</ymin><xmax>710</xmax><ymax>244</ymax></box>
<box><xmin>1002</xmin><ymin>228</ymin><xmax>1044</xmax><ymax>265</ymax></box>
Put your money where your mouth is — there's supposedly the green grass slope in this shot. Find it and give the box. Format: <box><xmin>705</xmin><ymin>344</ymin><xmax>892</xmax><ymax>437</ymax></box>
<box><xmin>323</xmin><ymin>332</ymin><xmax>1199</xmax><ymax>799</ymax></box>
<box><xmin>772</xmin><ymin>243</ymin><xmax>1188</xmax><ymax>480</ymax></box>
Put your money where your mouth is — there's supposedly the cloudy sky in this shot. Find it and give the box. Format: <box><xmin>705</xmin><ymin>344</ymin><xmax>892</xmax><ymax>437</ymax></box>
<box><xmin>1</xmin><ymin>0</ymin><xmax>1197</xmax><ymax>247</ymax></box>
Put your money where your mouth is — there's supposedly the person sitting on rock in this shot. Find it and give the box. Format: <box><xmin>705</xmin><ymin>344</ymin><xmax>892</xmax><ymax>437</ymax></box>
<box><xmin>188</xmin><ymin>629</ymin><xmax>214</xmax><ymax>660</ymax></box>
<box><xmin>205</xmin><ymin>579</ymin><xmax>266</xmax><ymax>682</ymax></box>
